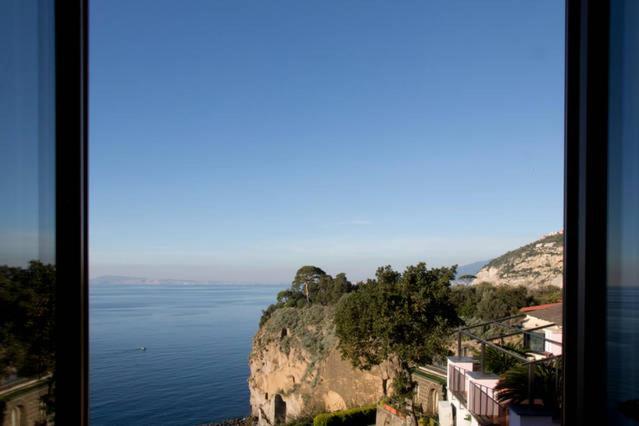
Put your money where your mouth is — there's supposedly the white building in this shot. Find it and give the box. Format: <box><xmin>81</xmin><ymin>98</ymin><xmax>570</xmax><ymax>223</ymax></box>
<box><xmin>439</xmin><ymin>304</ymin><xmax>563</xmax><ymax>426</ymax></box>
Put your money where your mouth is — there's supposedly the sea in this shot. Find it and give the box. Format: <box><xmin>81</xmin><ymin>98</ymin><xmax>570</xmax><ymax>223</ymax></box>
<box><xmin>90</xmin><ymin>283</ymin><xmax>283</xmax><ymax>426</ymax></box>
<box><xmin>607</xmin><ymin>286</ymin><xmax>639</xmax><ymax>425</ymax></box>
<box><xmin>90</xmin><ymin>283</ymin><xmax>639</xmax><ymax>425</ymax></box>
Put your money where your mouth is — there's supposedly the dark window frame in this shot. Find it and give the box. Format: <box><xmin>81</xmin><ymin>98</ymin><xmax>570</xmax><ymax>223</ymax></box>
<box><xmin>51</xmin><ymin>0</ymin><xmax>616</xmax><ymax>424</ymax></box>
<box><xmin>563</xmin><ymin>0</ymin><xmax>610</xmax><ymax>424</ymax></box>
<box><xmin>55</xmin><ymin>0</ymin><xmax>89</xmax><ymax>424</ymax></box>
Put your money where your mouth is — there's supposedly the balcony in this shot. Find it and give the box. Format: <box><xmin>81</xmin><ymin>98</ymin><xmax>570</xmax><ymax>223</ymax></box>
<box><xmin>468</xmin><ymin>381</ymin><xmax>508</xmax><ymax>426</ymax></box>
<box><xmin>442</xmin><ymin>313</ymin><xmax>563</xmax><ymax>426</ymax></box>
<box><xmin>448</xmin><ymin>364</ymin><xmax>468</xmax><ymax>403</ymax></box>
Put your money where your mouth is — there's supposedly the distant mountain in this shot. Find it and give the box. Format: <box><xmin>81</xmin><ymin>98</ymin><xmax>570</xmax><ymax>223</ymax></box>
<box><xmin>90</xmin><ymin>275</ymin><xmax>210</xmax><ymax>285</ymax></box>
<box><xmin>472</xmin><ymin>231</ymin><xmax>564</xmax><ymax>288</ymax></box>
<box><xmin>456</xmin><ymin>260</ymin><xmax>490</xmax><ymax>278</ymax></box>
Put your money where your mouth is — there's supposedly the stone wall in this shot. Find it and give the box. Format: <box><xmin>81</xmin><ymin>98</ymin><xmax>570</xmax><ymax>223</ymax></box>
<box><xmin>412</xmin><ymin>370</ymin><xmax>446</xmax><ymax>416</ymax></box>
<box><xmin>1</xmin><ymin>378</ymin><xmax>51</xmax><ymax>426</ymax></box>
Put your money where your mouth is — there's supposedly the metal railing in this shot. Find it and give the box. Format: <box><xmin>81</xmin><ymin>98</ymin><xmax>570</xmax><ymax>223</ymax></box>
<box><xmin>468</xmin><ymin>381</ymin><xmax>507</xmax><ymax>419</ymax></box>
<box><xmin>454</xmin><ymin>317</ymin><xmax>563</xmax><ymax>407</ymax></box>
<box><xmin>448</xmin><ymin>364</ymin><xmax>468</xmax><ymax>402</ymax></box>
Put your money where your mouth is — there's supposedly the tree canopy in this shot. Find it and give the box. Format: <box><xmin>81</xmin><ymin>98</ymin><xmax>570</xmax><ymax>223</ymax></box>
<box><xmin>450</xmin><ymin>282</ymin><xmax>562</xmax><ymax>321</ymax></box>
<box><xmin>333</xmin><ymin>263</ymin><xmax>461</xmax><ymax>398</ymax></box>
<box><xmin>260</xmin><ymin>266</ymin><xmax>353</xmax><ymax>326</ymax></box>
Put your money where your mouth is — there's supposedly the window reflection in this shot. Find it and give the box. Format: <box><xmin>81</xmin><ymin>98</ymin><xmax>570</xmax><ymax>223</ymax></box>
<box><xmin>607</xmin><ymin>0</ymin><xmax>639</xmax><ymax>424</ymax></box>
<box><xmin>0</xmin><ymin>0</ymin><xmax>56</xmax><ymax>424</ymax></box>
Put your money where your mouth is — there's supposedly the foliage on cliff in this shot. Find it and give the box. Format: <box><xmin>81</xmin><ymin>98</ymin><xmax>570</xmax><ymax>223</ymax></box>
<box><xmin>260</xmin><ymin>266</ymin><xmax>353</xmax><ymax>327</ymax></box>
<box><xmin>449</xmin><ymin>282</ymin><xmax>562</xmax><ymax>320</ymax></box>
<box><xmin>473</xmin><ymin>232</ymin><xmax>564</xmax><ymax>288</ymax></box>
<box><xmin>485</xmin><ymin>232</ymin><xmax>563</xmax><ymax>270</ymax></box>
<box><xmin>312</xmin><ymin>404</ymin><xmax>376</xmax><ymax>426</ymax></box>
<box><xmin>255</xmin><ymin>304</ymin><xmax>338</xmax><ymax>365</ymax></box>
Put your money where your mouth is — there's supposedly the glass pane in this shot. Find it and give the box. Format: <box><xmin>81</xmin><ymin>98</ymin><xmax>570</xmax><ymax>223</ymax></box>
<box><xmin>90</xmin><ymin>1</ymin><xmax>564</xmax><ymax>424</ymax></box>
<box><xmin>0</xmin><ymin>0</ymin><xmax>56</xmax><ymax>424</ymax></box>
<box><xmin>525</xmin><ymin>332</ymin><xmax>546</xmax><ymax>353</ymax></box>
<box><xmin>608</xmin><ymin>1</ymin><xmax>639</xmax><ymax>424</ymax></box>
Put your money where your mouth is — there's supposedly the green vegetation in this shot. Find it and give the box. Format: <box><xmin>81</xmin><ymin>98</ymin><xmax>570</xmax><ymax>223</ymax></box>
<box><xmin>0</xmin><ymin>262</ymin><xmax>55</xmax><ymax>423</ymax></box>
<box><xmin>495</xmin><ymin>359</ymin><xmax>562</xmax><ymax>413</ymax></box>
<box><xmin>312</xmin><ymin>404</ymin><xmax>376</xmax><ymax>426</ymax></box>
<box><xmin>529</xmin><ymin>285</ymin><xmax>562</xmax><ymax>305</ymax></box>
<box><xmin>259</xmin><ymin>305</ymin><xmax>337</xmax><ymax>363</ymax></box>
<box><xmin>418</xmin><ymin>417</ymin><xmax>439</xmax><ymax>426</ymax></box>
<box><xmin>411</xmin><ymin>368</ymin><xmax>446</xmax><ymax>386</ymax></box>
<box><xmin>485</xmin><ymin>232</ymin><xmax>563</xmax><ymax>271</ymax></box>
<box><xmin>256</xmin><ymin>260</ymin><xmax>562</xmax><ymax>416</ymax></box>
<box><xmin>334</xmin><ymin>263</ymin><xmax>461</xmax><ymax>401</ymax></box>
<box><xmin>260</xmin><ymin>266</ymin><xmax>353</xmax><ymax>326</ymax></box>
<box><xmin>450</xmin><ymin>282</ymin><xmax>562</xmax><ymax>321</ymax></box>
<box><xmin>285</xmin><ymin>416</ymin><xmax>314</xmax><ymax>426</ymax></box>
<box><xmin>0</xmin><ymin>261</ymin><xmax>55</xmax><ymax>379</ymax></box>
<box><xmin>456</xmin><ymin>274</ymin><xmax>476</xmax><ymax>285</ymax></box>
<box><xmin>477</xmin><ymin>343</ymin><xmax>527</xmax><ymax>375</ymax></box>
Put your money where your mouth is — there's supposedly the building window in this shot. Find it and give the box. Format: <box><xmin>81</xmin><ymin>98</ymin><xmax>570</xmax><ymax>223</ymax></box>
<box><xmin>524</xmin><ymin>331</ymin><xmax>546</xmax><ymax>353</ymax></box>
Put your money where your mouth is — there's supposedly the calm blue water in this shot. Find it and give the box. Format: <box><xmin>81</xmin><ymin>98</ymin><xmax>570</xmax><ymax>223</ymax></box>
<box><xmin>90</xmin><ymin>284</ymin><xmax>282</xmax><ymax>425</ymax></box>
<box><xmin>607</xmin><ymin>287</ymin><xmax>639</xmax><ymax>425</ymax></box>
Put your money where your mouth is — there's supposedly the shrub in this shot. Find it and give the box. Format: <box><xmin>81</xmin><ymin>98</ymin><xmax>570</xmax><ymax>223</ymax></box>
<box><xmin>313</xmin><ymin>404</ymin><xmax>376</xmax><ymax>426</ymax></box>
<box><xmin>475</xmin><ymin>343</ymin><xmax>526</xmax><ymax>375</ymax></box>
<box><xmin>495</xmin><ymin>359</ymin><xmax>562</xmax><ymax>412</ymax></box>
<box><xmin>286</xmin><ymin>416</ymin><xmax>314</xmax><ymax>426</ymax></box>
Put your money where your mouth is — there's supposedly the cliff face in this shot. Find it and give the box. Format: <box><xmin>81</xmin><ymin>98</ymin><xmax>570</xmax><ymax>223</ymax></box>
<box><xmin>473</xmin><ymin>231</ymin><xmax>564</xmax><ymax>288</ymax></box>
<box><xmin>248</xmin><ymin>305</ymin><xmax>400</xmax><ymax>423</ymax></box>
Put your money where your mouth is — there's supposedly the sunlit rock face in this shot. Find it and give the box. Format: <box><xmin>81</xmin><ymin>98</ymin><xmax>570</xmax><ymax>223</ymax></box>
<box><xmin>248</xmin><ymin>305</ymin><xmax>400</xmax><ymax>424</ymax></box>
<box><xmin>473</xmin><ymin>231</ymin><xmax>564</xmax><ymax>288</ymax></box>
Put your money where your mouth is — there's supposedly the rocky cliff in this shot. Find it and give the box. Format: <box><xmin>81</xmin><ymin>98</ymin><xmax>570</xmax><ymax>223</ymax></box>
<box><xmin>472</xmin><ymin>231</ymin><xmax>564</xmax><ymax>288</ymax></box>
<box><xmin>248</xmin><ymin>305</ymin><xmax>400</xmax><ymax>424</ymax></box>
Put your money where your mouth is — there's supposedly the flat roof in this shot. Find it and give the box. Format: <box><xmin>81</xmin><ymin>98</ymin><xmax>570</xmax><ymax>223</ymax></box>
<box><xmin>521</xmin><ymin>302</ymin><xmax>563</xmax><ymax>325</ymax></box>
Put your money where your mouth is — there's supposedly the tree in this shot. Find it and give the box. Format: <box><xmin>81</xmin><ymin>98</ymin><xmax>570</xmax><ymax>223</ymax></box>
<box><xmin>292</xmin><ymin>266</ymin><xmax>327</xmax><ymax>303</ymax></box>
<box><xmin>260</xmin><ymin>267</ymin><xmax>353</xmax><ymax>326</ymax></box>
<box><xmin>475</xmin><ymin>284</ymin><xmax>529</xmax><ymax>320</ymax></box>
<box><xmin>529</xmin><ymin>285</ymin><xmax>562</xmax><ymax>305</ymax></box>
<box><xmin>457</xmin><ymin>274</ymin><xmax>476</xmax><ymax>286</ymax></box>
<box><xmin>312</xmin><ymin>273</ymin><xmax>353</xmax><ymax>305</ymax></box>
<box><xmin>334</xmin><ymin>263</ymin><xmax>462</xmax><ymax>401</ymax></box>
<box><xmin>450</xmin><ymin>285</ymin><xmax>479</xmax><ymax>318</ymax></box>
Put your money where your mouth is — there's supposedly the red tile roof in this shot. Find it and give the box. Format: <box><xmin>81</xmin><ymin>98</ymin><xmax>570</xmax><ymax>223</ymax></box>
<box><xmin>521</xmin><ymin>302</ymin><xmax>563</xmax><ymax>325</ymax></box>
<box><xmin>520</xmin><ymin>302</ymin><xmax>563</xmax><ymax>312</ymax></box>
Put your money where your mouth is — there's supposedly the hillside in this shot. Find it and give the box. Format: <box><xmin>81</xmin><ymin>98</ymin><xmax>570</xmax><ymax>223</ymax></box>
<box><xmin>472</xmin><ymin>231</ymin><xmax>564</xmax><ymax>288</ymax></box>
<box><xmin>456</xmin><ymin>260</ymin><xmax>490</xmax><ymax>278</ymax></box>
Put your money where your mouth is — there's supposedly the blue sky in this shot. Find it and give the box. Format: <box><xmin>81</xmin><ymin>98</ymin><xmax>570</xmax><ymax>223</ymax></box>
<box><xmin>89</xmin><ymin>0</ymin><xmax>565</xmax><ymax>283</ymax></box>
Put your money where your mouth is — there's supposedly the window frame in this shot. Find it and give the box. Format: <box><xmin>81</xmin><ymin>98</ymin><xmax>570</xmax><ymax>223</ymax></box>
<box><xmin>55</xmin><ymin>0</ymin><xmax>89</xmax><ymax>424</ymax></box>
<box><xmin>563</xmin><ymin>0</ymin><xmax>610</xmax><ymax>424</ymax></box>
<box><xmin>50</xmin><ymin>0</ymin><xmax>617</xmax><ymax>423</ymax></box>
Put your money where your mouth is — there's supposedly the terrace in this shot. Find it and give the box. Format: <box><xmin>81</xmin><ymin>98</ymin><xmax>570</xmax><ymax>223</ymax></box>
<box><xmin>441</xmin><ymin>311</ymin><xmax>563</xmax><ymax>426</ymax></box>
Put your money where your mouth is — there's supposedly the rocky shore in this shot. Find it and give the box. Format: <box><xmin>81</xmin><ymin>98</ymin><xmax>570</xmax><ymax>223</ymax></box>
<box><xmin>201</xmin><ymin>416</ymin><xmax>256</xmax><ymax>426</ymax></box>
